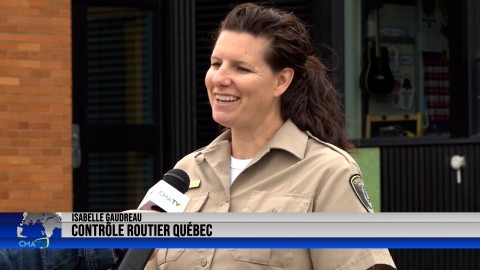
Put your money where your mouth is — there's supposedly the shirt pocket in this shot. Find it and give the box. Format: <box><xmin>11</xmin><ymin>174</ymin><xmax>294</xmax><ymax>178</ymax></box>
<box><xmin>230</xmin><ymin>249</ymin><xmax>294</xmax><ymax>268</ymax></box>
<box><xmin>155</xmin><ymin>193</ymin><xmax>209</xmax><ymax>267</ymax></box>
<box><xmin>242</xmin><ymin>190</ymin><xmax>312</xmax><ymax>213</ymax></box>
<box><xmin>230</xmin><ymin>191</ymin><xmax>312</xmax><ymax>267</ymax></box>
<box><xmin>184</xmin><ymin>192</ymin><xmax>209</xmax><ymax>212</ymax></box>
<box><xmin>155</xmin><ymin>249</ymin><xmax>185</xmax><ymax>266</ymax></box>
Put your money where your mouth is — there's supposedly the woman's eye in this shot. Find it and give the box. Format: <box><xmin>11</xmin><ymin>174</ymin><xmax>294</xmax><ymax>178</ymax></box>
<box><xmin>236</xmin><ymin>66</ymin><xmax>250</xmax><ymax>72</ymax></box>
<box><xmin>211</xmin><ymin>62</ymin><xmax>221</xmax><ymax>68</ymax></box>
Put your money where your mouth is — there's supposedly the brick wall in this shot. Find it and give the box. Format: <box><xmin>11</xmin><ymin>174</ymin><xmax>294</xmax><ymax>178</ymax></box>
<box><xmin>0</xmin><ymin>0</ymin><xmax>72</xmax><ymax>211</ymax></box>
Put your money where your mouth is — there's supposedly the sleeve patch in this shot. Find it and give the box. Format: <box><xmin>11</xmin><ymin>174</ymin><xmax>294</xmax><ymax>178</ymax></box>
<box><xmin>349</xmin><ymin>174</ymin><xmax>374</xmax><ymax>212</ymax></box>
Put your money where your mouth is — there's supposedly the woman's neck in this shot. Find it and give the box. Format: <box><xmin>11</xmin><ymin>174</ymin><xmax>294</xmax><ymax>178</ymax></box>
<box><xmin>230</xmin><ymin>117</ymin><xmax>284</xmax><ymax>159</ymax></box>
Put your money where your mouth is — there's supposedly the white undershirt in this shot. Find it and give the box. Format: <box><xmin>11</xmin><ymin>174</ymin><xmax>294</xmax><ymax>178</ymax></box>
<box><xmin>230</xmin><ymin>156</ymin><xmax>252</xmax><ymax>184</ymax></box>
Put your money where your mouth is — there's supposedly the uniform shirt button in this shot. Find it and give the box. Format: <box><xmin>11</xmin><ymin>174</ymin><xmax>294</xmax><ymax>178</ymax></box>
<box><xmin>201</xmin><ymin>258</ymin><xmax>207</xmax><ymax>267</ymax></box>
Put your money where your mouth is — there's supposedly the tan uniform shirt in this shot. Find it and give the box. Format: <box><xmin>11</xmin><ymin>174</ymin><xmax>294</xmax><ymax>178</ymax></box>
<box><xmin>145</xmin><ymin>120</ymin><xmax>396</xmax><ymax>270</ymax></box>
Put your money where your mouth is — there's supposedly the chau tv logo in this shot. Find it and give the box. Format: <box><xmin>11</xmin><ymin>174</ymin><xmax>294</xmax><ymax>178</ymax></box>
<box><xmin>17</xmin><ymin>213</ymin><xmax>62</xmax><ymax>249</ymax></box>
<box><xmin>19</xmin><ymin>237</ymin><xmax>50</xmax><ymax>249</ymax></box>
<box><xmin>158</xmin><ymin>191</ymin><xmax>183</xmax><ymax>208</ymax></box>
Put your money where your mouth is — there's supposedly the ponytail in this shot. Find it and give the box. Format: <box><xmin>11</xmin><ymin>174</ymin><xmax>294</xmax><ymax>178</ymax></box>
<box><xmin>281</xmin><ymin>55</ymin><xmax>353</xmax><ymax>151</ymax></box>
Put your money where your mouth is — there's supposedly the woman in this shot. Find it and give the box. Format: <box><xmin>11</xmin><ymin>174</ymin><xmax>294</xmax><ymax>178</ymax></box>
<box><xmin>145</xmin><ymin>3</ymin><xmax>396</xmax><ymax>270</ymax></box>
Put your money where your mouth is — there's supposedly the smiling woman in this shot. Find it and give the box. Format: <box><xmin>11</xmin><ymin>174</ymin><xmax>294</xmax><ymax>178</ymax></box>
<box><xmin>143</xmin><ymin>3</ymin><xmax>396</xmax><ymax>270</ymax></box>
<box><xmin>205</xmin><ymin>31</ymin><xmax>291</xmax><ymax>159</ymax></box>
<box><xmin>0</xmin><ymin>3</ymin><xmax>396</xmax><ymax>270</ymax></box>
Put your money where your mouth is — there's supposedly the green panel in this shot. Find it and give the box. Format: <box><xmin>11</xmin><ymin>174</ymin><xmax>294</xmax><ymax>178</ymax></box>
<box><xmin>352</xmin><ymin>147</ymin><xmax>381</xmax><ymax>212</ymax></box>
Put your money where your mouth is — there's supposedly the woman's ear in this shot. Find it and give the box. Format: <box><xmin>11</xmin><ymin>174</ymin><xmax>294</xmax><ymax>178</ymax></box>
<box><xmin>274</xmin><ymin>67</ymin><xmax>294</xmax><ymax>97</ymax></box>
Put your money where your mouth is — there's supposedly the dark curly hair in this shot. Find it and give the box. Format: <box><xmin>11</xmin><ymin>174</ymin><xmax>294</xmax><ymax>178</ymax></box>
<box><xmin>215</xmin><ymin>3</ymin><xmax>353</xmax><ymax>150</ymax></box>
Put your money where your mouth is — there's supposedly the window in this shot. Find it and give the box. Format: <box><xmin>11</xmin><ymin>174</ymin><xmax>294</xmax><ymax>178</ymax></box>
<box><xmin>345</xmin><ymin>0</ymin><xmax>479</xmax><ymax>141</ymax></box>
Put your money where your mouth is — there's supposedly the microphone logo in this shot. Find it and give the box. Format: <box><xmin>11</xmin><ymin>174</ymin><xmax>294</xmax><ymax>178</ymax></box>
<box><xmin>141</xmin><ymin>180</ymin><xmax>190</xmax><ymax>212</ymax></box>
<box><xmin>137</xmin><ymin>168</ymin><xmax>191</xmax><ymax>212</ymax></box>
<box><xmin>158</xmin><ymin>190</ymin><xmax>183</xmax><ymax>208</ymax></box>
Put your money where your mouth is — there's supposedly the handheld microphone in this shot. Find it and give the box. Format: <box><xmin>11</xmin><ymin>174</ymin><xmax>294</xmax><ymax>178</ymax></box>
<box><xmin>138</xmin><ymin>169</ymin><xmax>190</xmax><ymax>212</ymax></box>
<box><xmin>115</xmin><ymin>169</ymin><xmax>190</xmax><ymax>270</ymax></box>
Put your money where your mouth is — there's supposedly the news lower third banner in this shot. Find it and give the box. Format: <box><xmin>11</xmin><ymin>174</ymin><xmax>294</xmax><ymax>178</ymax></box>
<box><xmin>2</xmin><ymin>212</ymin><xmax>480</xmax><ymax>249</ymax></box>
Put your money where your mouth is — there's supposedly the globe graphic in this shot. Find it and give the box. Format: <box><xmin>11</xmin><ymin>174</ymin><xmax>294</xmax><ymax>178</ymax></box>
<box><xmin>16</xmin><ymin>213</ymin><xmax>62</xmax><ymax>239</ymax></box>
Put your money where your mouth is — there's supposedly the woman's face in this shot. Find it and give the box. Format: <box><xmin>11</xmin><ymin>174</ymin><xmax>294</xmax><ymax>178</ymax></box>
<box><xmin>205</xmin><ymin>31</ymin><xmax>291</xmax><ymax>130</ymax></box>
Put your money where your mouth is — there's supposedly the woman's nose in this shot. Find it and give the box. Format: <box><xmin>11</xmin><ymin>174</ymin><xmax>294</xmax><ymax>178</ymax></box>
<box><xmin>211</xmin><ymin>66</ymin><xmax>232</xmax><ymax>87</ymax></box>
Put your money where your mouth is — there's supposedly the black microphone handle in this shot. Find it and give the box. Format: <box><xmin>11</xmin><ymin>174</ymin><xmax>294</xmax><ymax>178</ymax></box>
<box><xmin>115</xmin><ymin>169</ymin><xmax>189</xmax><ymax>270</ymax></box>
<box><xmin>150</xmin><ymin>205</ymin><xmax>166</xmax><ymax>212</ymax></box>
<box><xmin>115</xmin><ymin>204</ymin><xmax>164</xmax><ymax>270</ymax></box>
<box><xmin>116</xmin><ymin>249</ymin><xmax>154</xmax><ymax>270</ymax></box>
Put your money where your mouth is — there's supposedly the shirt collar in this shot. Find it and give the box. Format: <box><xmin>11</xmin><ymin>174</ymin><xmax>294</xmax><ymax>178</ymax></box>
<box><xmin>267</xmin><ymin>119</ymin><xmax>308</xmax><ymax>159</ymax></box>
<box><xmin>202</xmin><ymin>119</ymin><xmax>308</xmax><ymax>160</ymax></box>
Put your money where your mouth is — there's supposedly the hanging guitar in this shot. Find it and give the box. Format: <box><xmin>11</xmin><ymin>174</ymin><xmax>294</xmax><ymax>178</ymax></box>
<box><xmin>359</xmin><ymin>3</ymin><xmax>394</xmax><ymax>95</ymax></box>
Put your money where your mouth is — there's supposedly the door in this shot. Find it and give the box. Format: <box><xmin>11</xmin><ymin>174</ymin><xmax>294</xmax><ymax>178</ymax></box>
<box><xmin>72</xmin><ymin>0</ymin><xmax>163</xmax><ymax>211</ymax></box>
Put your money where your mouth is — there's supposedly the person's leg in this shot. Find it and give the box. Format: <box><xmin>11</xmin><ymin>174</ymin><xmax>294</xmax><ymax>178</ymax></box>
<box><xmin>43</xmin><ymin>249</ymin><xmax>116</xmax><ymax>270</ymax></box>
<box><xmin>0</xmin><ymin>249</ymin><xmax>115</xmax><ymax>270</ymax></box>
<box><xmin>0</xmin><ymin>249</ymin><xmax>42</xmax><ymax>269</ymax></box>
<box><xmin>80</xmin><ymin>249</ymin><xmax>116</xmax><ymax>270</ymax></box>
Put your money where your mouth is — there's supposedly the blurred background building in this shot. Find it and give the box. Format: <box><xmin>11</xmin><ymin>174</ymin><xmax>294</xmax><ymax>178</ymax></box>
<box><xmin>1</xmin><ymin>0</ymin><xmax>479</xmax><ymax>268</ymax></box>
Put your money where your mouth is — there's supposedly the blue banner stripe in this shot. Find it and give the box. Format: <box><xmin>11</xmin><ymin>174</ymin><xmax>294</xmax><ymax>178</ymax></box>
<box><xmin>5</xmin><ymin>238</ymin><xmax>480</xmax><ymax>249</ymax></box>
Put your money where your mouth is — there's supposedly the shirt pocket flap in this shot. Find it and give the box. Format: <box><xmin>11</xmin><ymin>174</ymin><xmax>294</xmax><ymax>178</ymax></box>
<box><xmin>153</xmin><ymin>249</ymin><xmax>185</xmax><ymax>266</ymax></box>
<box><xmin>230</xmin><ymin>249</ymin><xmax>294</xmax><ymax>267</ymax></box>
<box><xmin>184</xmin><ymin>192</ymin><xmax>209</xmax><ymax>212</ymax></box>
<box><xmin>243</xmin><ymin>191</ymin><xmax>312</xmax><ymax>212</ymax></box>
